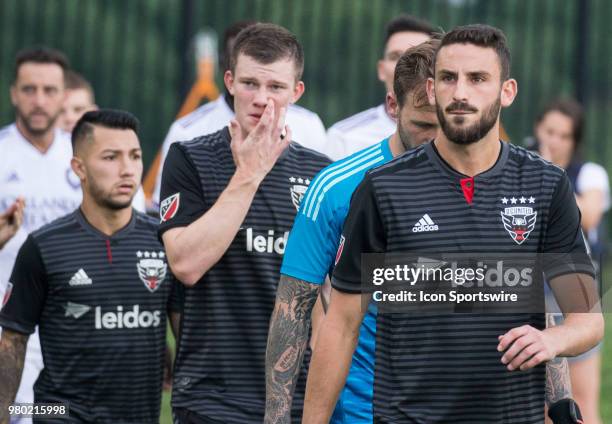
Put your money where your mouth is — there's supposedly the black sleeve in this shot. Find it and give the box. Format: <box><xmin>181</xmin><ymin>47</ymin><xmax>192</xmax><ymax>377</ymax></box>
<box><xmin>332</xmin><ymin>178</ymin><xmax>387</xmax><ymax>293</ymax></box>
<box><xmin>0</xmin><ymin>235</ymin><xmax>47</xmax><ymax>335</ymax></box>
<box><xmin>158</xmin><ymin>143</ymin><xmax>208</xmax><ymax>240</ymax></box>
<box><xmin>167</xmin><ymin>276</ymin><xmax>184</xmax><ymax>313</ymax></box>
<box><xmin>542</xmin><ymin>173</ymin><xmax>595</xmax><ymax>279</ymax></box>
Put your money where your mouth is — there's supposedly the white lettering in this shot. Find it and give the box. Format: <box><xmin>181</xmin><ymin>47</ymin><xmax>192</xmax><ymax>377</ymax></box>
<box><xmin>94</xmin><ymin>305</ymin><xmax>161</xmax><ymax>330</ymax></box>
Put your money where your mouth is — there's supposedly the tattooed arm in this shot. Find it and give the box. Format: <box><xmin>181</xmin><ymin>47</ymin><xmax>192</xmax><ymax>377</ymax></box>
<box><xmin>545</xmin><ymin>313</ymin><xmax>572</xmax><ymax>406</ymax></box>
<box><xmin>0</xmin><ymin>329</ymin><xmax>28</xmax><ymax>424</ymax></box>
<box><xmin>265</xmin><ymin>275</ymin><xmax>320</xmax><ymax>424</ymax></box>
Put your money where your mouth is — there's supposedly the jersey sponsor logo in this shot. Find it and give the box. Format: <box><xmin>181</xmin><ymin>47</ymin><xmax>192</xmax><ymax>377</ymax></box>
<box><xmin>2</xmin><ymin>282</ymin><xmax>13</xmax><ymax>307</ymax></box>
<box><xmin>412</xmin><ymin>214</ymin><xmax>438</xmax><ymax>233</ymax></box>
<box><xmin>289</xmin><ymin>177</ymin><xmax>311</xmax><ymax>211</ymax></box>
<box><xmin>136</xmin><ymin>251</ymin><xmax>167</xmax><ymax>292</ymax></box>
<box><xmin>500</xmin><ymin>196</ymin><xmax>537</xmax><ymax>244</ymax></box>
<box><xmin>69</xmin><ymin>268</ymin><xmax>92</xmax><ymax>286</ymax></box>
<box><xmin>245</xmin><ymin>228</ymin><xmax>289</xmax><ymax>254</ymax></box>
<box><xmin>95</xmin><ymin>305</ymin><xmax>161</xmax><ymax>329</ymax></box>
<box><xmin>65</xmin><ymin>168</ymin><xmax>81</xmax><ymax>190</ymax></box>
<box><xmin>160</xmin><ymin>193</ymin><xmax>180</xmax><ymax>223</ymax></box>
<box><xmin>63</xmin><ymin>302</ymin><xmax>91</xmax><ymax>319</ymax></box>
<box><xmin>335</xmin><ymin>235</ymin><xmax>345</xmax><ymax>266</ymax></box>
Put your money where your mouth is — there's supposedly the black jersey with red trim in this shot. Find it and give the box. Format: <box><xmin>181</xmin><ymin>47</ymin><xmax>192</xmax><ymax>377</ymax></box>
<box><xmin>0</xmin><ymin>209</ymin><xmax>182</xmax><ymax>423</ymax></box>
<box><xmin>158</xmin><ymin>127</ymin><xmax>331</xmax><ymax>422</ymax></box>
<box><xmin>332</xmin><ymin>141</ymin><xmax>594</xmax><ymax>423</ymax></box>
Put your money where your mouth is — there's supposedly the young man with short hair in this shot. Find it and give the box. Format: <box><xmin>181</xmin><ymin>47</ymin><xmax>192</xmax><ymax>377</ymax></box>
<box><xmin>152</xmin><ymin>20</ymin><xmax>328</xmax><ymax>207</ymax></box>
<box><xmin>0</xmin><ymin>110</ymin><xmax>181</xmax><ymax>423</ymax></box>
<box><xmin>265</xmin><ymin>39</ymin><xmax>440</xmax><ymax>424</ymax></box>
<box><xmin>159</xmin><ymin>23</ymin><xmax>331</xmax><ymax>423</ymax></box>
<box><xmin>303</xmin><ymin>25</ymin><xmax>602</xmax><ymax>424</ymax></box>
<box><xmin>0</xmin><ymin>47</ymin><xmax>80</xmax><ymax>420</ymax></box>
<box><xmin>60</xmin><ymin>70</ymin><xmax>97</xmax><ymax>133</ymax></box>
<box><xmin>324</xmin><ymin>14</ymin><xmax>436</xmax><ymax>160</ymax></box>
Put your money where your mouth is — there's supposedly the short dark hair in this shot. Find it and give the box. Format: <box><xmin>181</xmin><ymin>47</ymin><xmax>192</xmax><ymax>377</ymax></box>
<box><xmin>437</xmin><ymin>24</ymin><xmax>511</xmax><ymax>81</ymax></box>
<box><xmin>230</xmin><ymin>23</ymin><xmax>304</xmax><ymax>80</ymax></box>
<box><xmin>72</xmin><ymin>109</ymin><xmax>139</xmax><ymax>153</ymax></box>
<box><xmin>221</xmin><ymin>20</ymin><xmax>257</xmax><ymax>71</ymax></box>
<box><xmin>536</xmin><ymin>98</ymin><xmax>585</xmax><ymax>146</ymax></box>
<box><xmin>65</xmin><ymin>69</ymin><xmax>95</xmax><ymax>104</ymax></box>
<box><xmin>394</xmin><ymin>37</ymin><xmax>441</xmax><ymax>108</ymax></box>
<box><xmin>384</xmin><ymin>15</ymin><xmax>437</xmax><ymax>47</ymax></box>
<box><xmin>14</xmin><ymin>46</ymin><xmax>70</xmax><ymax>83</ymax></box>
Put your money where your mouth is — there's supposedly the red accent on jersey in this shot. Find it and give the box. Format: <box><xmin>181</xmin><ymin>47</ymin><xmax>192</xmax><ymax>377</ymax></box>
<box><xmin>460</xmin><ymin>177</ymin><xmax>474</xmax><ymax>204</ymax></box>
<box><xmin>105</xmin><ymin>239</ymin><xmax>113</xmax><ymax>264</ymax></box>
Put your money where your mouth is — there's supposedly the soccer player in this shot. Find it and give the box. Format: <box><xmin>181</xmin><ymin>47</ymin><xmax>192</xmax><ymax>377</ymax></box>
<box><xmin>152</xmin><ymin>20</ymin><xmax>328</xmax><ymax>207</ymax></box>
<box><xmin>158</xmin><ymin>23</ymin><xmax>331</xmax><ymax>423</ymax></box>
<box><xmin>324</xmin><ymin>15</ymin><xmax>436</xmax><ymax>160</ymax></box>
<box><xmin>59</xmin><ymin>70</ymin><xmax>97</xmax><ymax>133</ymax></box>
<box><xmin>303</xmin><ymin>24</ymin><xmax>603</xmax><ymax>423</ymax></box>
<box><xmin>0</xmin><ymin>47</ymin><xmax>81</xmax><ymax>421</ymax></box>
<box><xmin>0</xmin><ymin>109</ymin><xmax>181</xmax><ymax>423</ymax></box>
<box><xmin>265</xmin><ymin>39</ymin><xmax>440</xmax><ymax>424</ymax></box>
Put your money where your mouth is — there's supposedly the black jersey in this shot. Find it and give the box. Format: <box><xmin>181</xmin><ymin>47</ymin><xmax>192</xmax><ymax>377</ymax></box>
<box><xmin>0</xmin><ymin>209</ymin><xmax>182</xmax><ymax>423</ymax></box>
<box><xmin>158</xmin><ymin>127</ymin><xmax>331</xmax><ymax>423</ymax></box>
<box><xmin>332</xmin><ymin>141</ymin><xmax>594</xmax><ymax>423</ymax></box>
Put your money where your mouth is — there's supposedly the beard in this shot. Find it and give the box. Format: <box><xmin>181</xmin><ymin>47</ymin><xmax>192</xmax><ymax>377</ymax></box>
<box><xmin>16</xmin><ymin>108</ymin><xmax>60</xmax><ymax>136</ymax></box>
<box><xmin>397</xmin><ymin>120</ymin><xmax>414</xmax><ymax>151</ymax></box>
<box><xmin>437</xmin><ymin>96</ymin><xmax>501</xmax><ymax>145</ymax></box>
<box><xmin>87</xmin><ymin>178</ymin><xmax>134</xmax><ymax>211</ymax></box>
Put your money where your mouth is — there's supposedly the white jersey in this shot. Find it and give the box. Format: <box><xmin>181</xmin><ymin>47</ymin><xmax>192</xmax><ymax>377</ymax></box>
<box><xmin>576</xmin><ymin>162</ymin><xmax>610</xmax><ymax>247</ymax></box>
<box><xmin>152</xmin><ymin>96</ymin><xmax>328</xmax><ymax>205</ymax></box>
<box><xmin>0</xmin><ymin>124</ymin><xmax>81</xmax><ymax>418</ymax></box>
<box><xmin>324</xmin><ymin>103</ymin><xmax>396</xmax><ymax>160</ymax></box>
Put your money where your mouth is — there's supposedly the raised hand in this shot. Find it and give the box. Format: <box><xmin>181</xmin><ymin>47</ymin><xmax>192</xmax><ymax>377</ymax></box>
<box><xmin>0</xmin><ymin>197</ymin><xmax>24</xmax><ymax>250</ymax></box>
<box><xmin>229</xmin><ymin>99</ymin><xmax>291</xmax><ymax>184</ymax></box>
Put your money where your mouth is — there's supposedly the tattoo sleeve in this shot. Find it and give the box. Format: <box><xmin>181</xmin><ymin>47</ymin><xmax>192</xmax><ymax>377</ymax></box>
<box><xmin>265</xmin><ymin>275</ymin><xmax>320</xmax><ymax>424</ymax></box>
<box><xmin>545</xmin><ymin>313</ymin><xmax>572</xmax><ymax>406</ymax></box>
<box><xmin>0</xmin><ymin>329</ymin><xmax>28</xmax><ymax>424</ymax></box>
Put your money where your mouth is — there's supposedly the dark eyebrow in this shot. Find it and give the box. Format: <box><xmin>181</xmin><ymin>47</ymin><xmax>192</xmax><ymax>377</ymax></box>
<box><xmin>437</xmin><ymin>69</ymin><xmax>457</xmax><ymax>78</ymax></box>
<box><xmin>467</xmin><ymin>71</ymin><xmax>491</xmax><ymax>79</ymax></box>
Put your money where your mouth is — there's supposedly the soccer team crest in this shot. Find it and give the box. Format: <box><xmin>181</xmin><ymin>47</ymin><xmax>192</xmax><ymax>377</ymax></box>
<box><xmin>499</xmin><ymin>196</ymin><xmax>537</xmax><ymax>245</ymax></box>
<box><xmin>136</xmin><ymin>251</ymin><xmax>168</xmax><ymax>292</ymax></box>
<box><xmin>289</xmin><ymin>176</ymin><xmax>310</xmax><ymax>211</ymax></box>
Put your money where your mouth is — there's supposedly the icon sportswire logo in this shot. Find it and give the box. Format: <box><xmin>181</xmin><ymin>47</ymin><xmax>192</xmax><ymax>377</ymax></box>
<box><xmin>412</xmin><ymin>214</ymin><xmax>439</xmax><ymax>233</ymax></box>
<box><xmin>69</xmin><ymin>268</ymin><xmax>92</xmax><ymax>286</ymax></box>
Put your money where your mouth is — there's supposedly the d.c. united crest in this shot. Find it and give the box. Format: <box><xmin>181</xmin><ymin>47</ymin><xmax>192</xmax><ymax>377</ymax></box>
<box><xmin>136</xmin><ymin>251</ymin><xmax>167</xmax><ymax>292</ymax></box>
<box><xmin>289</xmin><ymin>177</ymin><xmax>310</xmax><ymax>211</ymax></box>
<box><xmin>500</xmin><ymin>206</ymin><xmax>537</xmax><ymax>245</ymax></box>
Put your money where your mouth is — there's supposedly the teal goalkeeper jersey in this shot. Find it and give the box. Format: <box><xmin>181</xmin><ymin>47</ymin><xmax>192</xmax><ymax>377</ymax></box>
<box><xmin>281</xmin><ymin>138</ymin><xmax>393</xmax><ymax>423</ymax></box>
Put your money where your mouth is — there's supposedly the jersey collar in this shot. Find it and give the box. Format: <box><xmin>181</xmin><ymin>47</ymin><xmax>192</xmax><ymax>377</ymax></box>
<box><xmin>75</xmin><ymin>207</ymin><xmax>137</xmax><ymax>240</ymax></box>
<box><xmin>424</xmin><ymin>140</ymin><xmax>509</xmax><ymax>181</ymax></box>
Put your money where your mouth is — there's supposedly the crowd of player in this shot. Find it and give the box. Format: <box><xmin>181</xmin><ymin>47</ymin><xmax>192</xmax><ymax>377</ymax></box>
<box><xmin>0</xmin><ymin>13</ymin><xmax>608</xmax><ymax>424</ymax></box>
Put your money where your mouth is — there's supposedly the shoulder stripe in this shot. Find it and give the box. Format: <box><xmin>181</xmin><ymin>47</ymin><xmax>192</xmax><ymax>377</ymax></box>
<box><xmin>302</xmin><ymin>143</ymin><xmax>382</xmax><ymax>215</ymax></box>
<box><xmin>310</xmin><ymin>156</ymin><xmax>385</xmax><ymax>221</ymax></box>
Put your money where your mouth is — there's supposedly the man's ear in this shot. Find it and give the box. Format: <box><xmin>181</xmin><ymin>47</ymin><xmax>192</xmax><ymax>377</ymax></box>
<box><xmin>71</xmin><ymin>156</ymin><xmax>86</xmax><ymax>181</ymax></box>
<box><xmin>10</xmin><ymin>85</ymin><xmax>17</xmax><ymax>107</ymax></box>
<box><xmin>386</xmin><ymin>92</ymin><xmax>398</xmax><ymax>121</ymax></box>
<box><xmin>426</xmin><ymin>77</ymin><xmax>436</xmax><ymax>106</ymax></box>
<box><xmin>291</xmin><ymin>81</ymin><xmax>305</xmax><ymax>104</ymax></box>
<box><xmin>224</xmin><ymin>70</ymin><xmax>235</xmax><ymax>95</ymax></box>
<box><xmin>500</xmin><ymin>78</ymin><xmax>518</xmax><ymax>108</ymax></box>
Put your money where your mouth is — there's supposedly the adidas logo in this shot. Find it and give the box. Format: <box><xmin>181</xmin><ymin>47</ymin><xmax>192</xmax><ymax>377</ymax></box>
<box><xmin>69</xmin><ymin>269</ymin><xmax>92</xmax><ymax>286</ymax></box>
<box><xmin>412</xmin><ymin>214</ymin><xmax>438</xmax><ymax>233</ymax></box>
